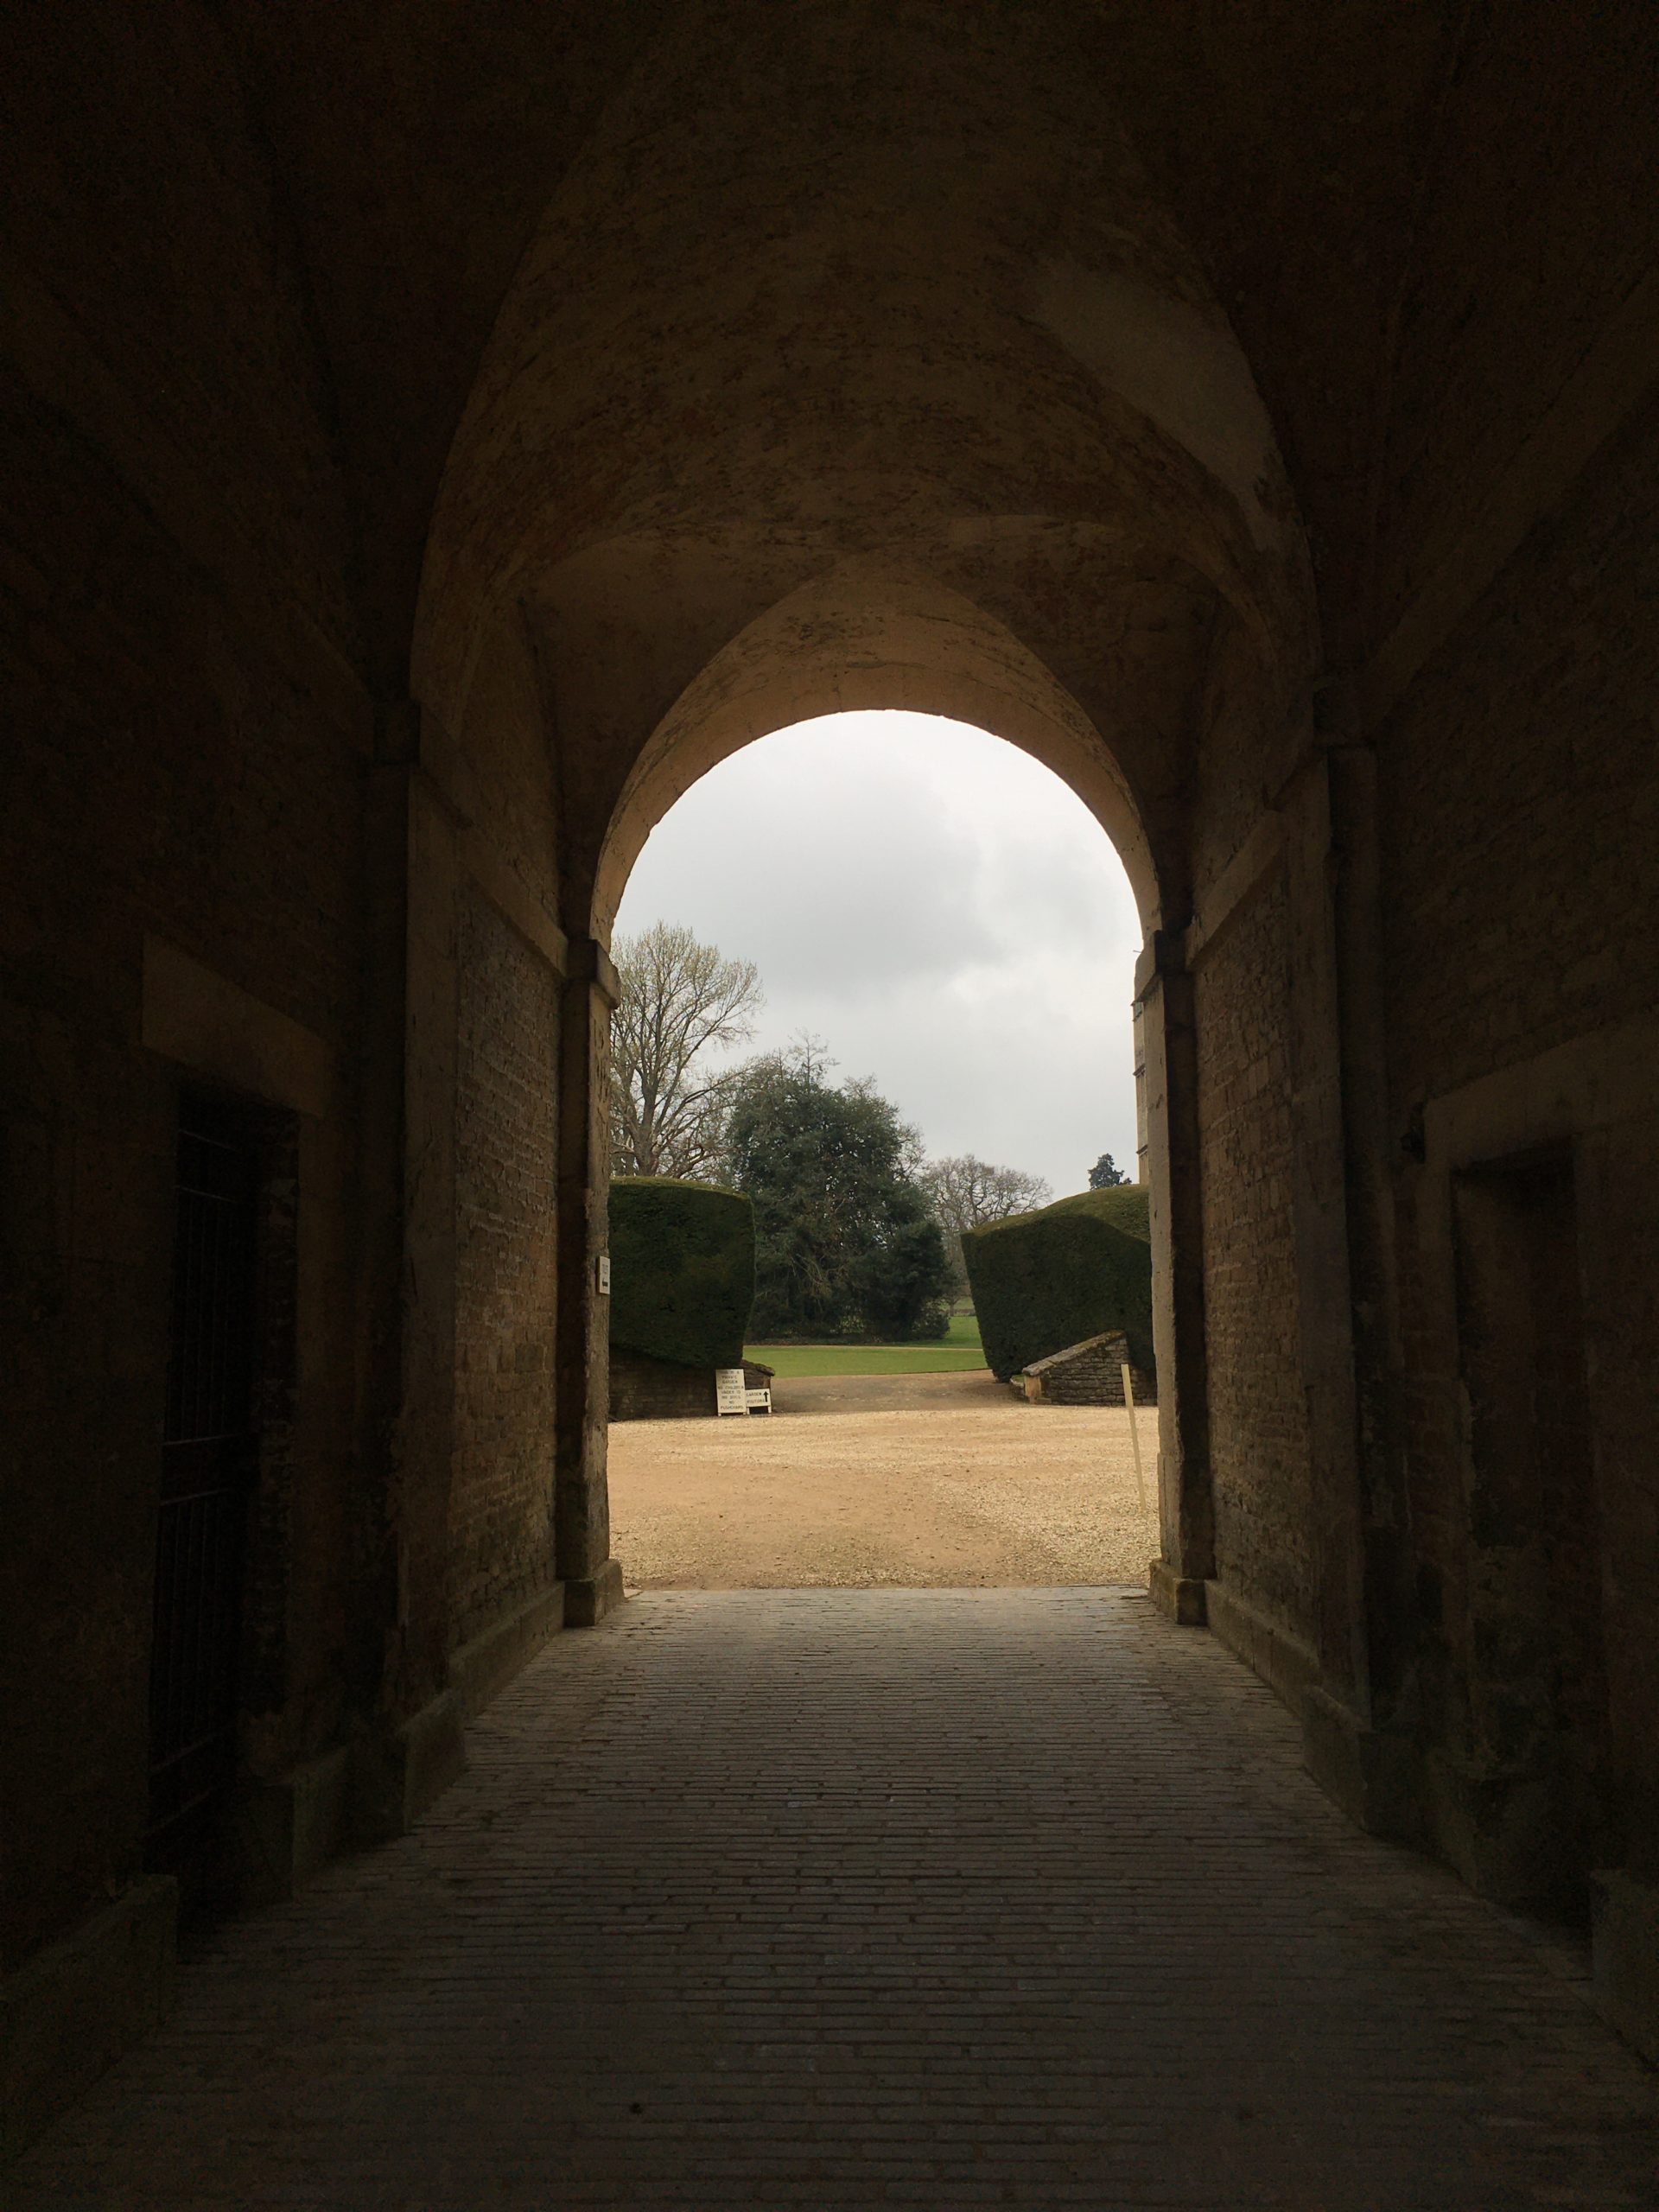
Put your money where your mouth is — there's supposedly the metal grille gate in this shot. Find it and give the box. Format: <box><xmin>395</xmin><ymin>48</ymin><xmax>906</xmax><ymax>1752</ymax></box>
<box><xmin>147</xmin><ymin>1096</ymin><xmax>258</xmax><ymax>1867</ymax></box>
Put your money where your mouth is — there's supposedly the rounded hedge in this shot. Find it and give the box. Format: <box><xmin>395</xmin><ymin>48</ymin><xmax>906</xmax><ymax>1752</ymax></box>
<box><xmin>962</xmin><ymin>1183</ymin><xmax>1153</xmax><ymax>1381</ymax></box>
<box><xmin>607</xmin><ymin>1177</ymin><xmax>756</xmax><ymax>1370</ymax></box>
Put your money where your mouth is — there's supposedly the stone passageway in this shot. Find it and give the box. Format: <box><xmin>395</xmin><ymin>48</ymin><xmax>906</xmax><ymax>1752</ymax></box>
<box><xmin>16</xmin><ymin>1593</ymin><xmax>1659</xmax><ymax>2209</ymax></box>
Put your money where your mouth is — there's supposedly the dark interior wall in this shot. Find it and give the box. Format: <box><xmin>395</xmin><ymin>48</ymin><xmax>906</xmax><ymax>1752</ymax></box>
<box><xmin>1380</xmin><ymin>404</ymin><xmax>1659</xmax><ymax>1897</ymax></box>
<box><xmin>1573</xmin><ymin>1101</ymin><xmax>1659</xmax><ymax>1891</ymax></box>
<box><xmin>0</xmin><ymin>5</ymin><xmax>370</xmax><ymax>1967</ymax></box>
<box><xmin>1381</xmin><ymin>411</ymin><xmax>1659</xmax><ymax>1098</ymax></box>
<box><xmin>1347</xmin><ymin>24</ymin><xmax>1658</xmax><ymax>1898</ymax></box>
<box><xmin>0</xmin><ymin>8</ymin><xmax>577</xmax><ymax>1980</ymax></box>
<box><xmin>1167</xmin><ymin>7</ymin><xmax>1659</xmax><ymax>1882</ymax></box>
<box><xmin>1372</xmin><ymin>11</ymin><xmax>1656</xmax><ymax>637</ymax></box>
<box><xmin>0</xmin><ymin>8</ymin><xmax>361</xmax><ymax>667</ymax></box>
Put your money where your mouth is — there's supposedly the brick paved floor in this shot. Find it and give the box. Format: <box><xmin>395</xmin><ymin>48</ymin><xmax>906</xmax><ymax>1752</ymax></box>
<box><xmin>16</xmin><ymin>1590</ymin><xmax>1659</xmax><ymax>2209</ymax></box>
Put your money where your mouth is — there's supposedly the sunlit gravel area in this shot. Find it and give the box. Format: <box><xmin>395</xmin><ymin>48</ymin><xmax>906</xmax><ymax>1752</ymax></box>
<box><xmin>608</xmin><ymin>1384</ymin><xmax>1160</xmax><ymax>1589</ymax></box>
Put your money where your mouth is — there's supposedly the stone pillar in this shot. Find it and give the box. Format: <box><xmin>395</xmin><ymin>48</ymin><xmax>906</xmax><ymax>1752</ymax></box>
<box><xmin>1137</xmin><ymin>930</ymin><xmax>1213</xmax><ymax>1625</ymax></box>
<box><xmin>555</xmin><ymin>938</ymin><xmax>626</xmax><ymax>1624</ymax></box>
<box><xmin>1280</xmin><ymin>755</ymin><xmax>1369</xmax><ymax>1708</ymax></box>
<box><xmin>1324</xmin><ymin>741</ymin><xmax>1412</xmax><ymax>1708</ymax></box>
<box><xmin>1281</xmin><ymin>741</ymin><xmax>1419</xmax><ymax>1839</ymax></box>
<box><xmin>349</xmin><ymin>711</ymin><xmax>466</xmax><ymax>1839</ymax></box>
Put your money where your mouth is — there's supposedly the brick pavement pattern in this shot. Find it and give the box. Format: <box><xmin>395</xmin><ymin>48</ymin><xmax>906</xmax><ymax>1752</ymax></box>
<box><xmin>16</xmin><ymin>1590</ymin><xmax>1659</xmax><ymax>2209</ymax></box>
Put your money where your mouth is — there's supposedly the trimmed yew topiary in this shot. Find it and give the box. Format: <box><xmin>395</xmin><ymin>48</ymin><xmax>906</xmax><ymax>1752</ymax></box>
<box><xmin>607</xmin><ymin>1177</ymin><xmax>756</xmax><ymax>1370</ymax></box>
<box><xmin>962</xmin><ymin>1183</ymin><xmax>1153</xmax><ymax>1382</ymax></box>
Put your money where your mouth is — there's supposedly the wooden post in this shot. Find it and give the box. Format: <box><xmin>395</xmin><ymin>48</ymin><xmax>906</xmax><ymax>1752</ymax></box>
<box><xmin>1122</xmin><ymin>1364</ymin><xmax>1148</xmax><ymax>1514</ymax></box>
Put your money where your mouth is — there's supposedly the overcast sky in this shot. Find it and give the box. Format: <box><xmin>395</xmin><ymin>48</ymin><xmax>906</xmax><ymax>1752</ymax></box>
<box><xmin>613</xmin><ymin>712</ymin><xmax>1142</xmax><ymax>1198</ymax></box>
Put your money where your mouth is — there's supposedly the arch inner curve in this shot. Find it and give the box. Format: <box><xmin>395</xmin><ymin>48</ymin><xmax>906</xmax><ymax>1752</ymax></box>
<box><xmin>592</xmin><ymin>560</ymin><xmax>1170</xmax><ymax>942</ymax></box>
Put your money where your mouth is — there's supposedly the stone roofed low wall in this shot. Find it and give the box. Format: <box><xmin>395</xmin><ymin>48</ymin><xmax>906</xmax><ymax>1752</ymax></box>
<box><xmin>1017</xmin><ymin>1330</ymin><xmax>1156</xmax><ymax>1407</ymax></box>
<box><xmin>610</xmin><ymin>1350</ymin><xmax>773</xmax><ymax>1421</ymax></box>
<box><xmin>610</xmin><ymin>1349</ymin><xmax>715</xmax><ymax>1421</ymax></box>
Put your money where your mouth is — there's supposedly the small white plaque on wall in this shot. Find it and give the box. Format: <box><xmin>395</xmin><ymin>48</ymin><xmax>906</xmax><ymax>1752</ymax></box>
<box><xmin>715</xmin><ymin>1367</ymin><xmax>750</xmax><ymax>1416</ymax></box>
<box><xmin>596</xmin><ymin>1254</ymin><xmax>611</xmax><ymax>1295</ymax></box>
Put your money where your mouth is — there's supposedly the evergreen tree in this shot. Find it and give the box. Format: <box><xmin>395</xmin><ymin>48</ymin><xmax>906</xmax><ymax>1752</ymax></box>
<box><xmin>724</xmin><ymin>1045</ymin><xmax>952</xmax><ymax>1340</ymax></box>
<box><xmin>1088</xmin><ymin>1152</ymin><xmax>1130</xmax><ymax>1188</ymax></box>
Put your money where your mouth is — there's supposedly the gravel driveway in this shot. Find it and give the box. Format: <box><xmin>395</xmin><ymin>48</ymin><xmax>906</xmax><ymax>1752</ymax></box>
<box><xmin>608</xmin><ymin>1376</ymin><xmax>1160</xmax><ymax>1588</ymax></box>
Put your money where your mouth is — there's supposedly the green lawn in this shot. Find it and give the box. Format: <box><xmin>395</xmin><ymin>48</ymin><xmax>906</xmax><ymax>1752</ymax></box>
<box><xmin>747</xmin><ymin>1310</ymin><xmax>988</xmax><ymax>1376</ymax></box>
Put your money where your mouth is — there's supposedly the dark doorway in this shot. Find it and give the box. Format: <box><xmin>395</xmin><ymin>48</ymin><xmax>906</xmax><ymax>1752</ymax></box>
<box><xmin>146</xmin><ymin>1091</ymin><xmax>261</xmax><ymax>1895</ymax></box>
<box><xmin>1452</xmin><ymin>1148</ymin><xmax>1611</xmax><ymax>1916</ymax></box>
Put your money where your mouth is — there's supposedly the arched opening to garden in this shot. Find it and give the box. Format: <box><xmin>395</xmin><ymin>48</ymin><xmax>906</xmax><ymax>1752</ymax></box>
<box><xmin>600</xmin><ymin>702</ymin><xmax>1162</xmax><ymax>1592</ymax></box>
<box><xmin>401</xmin><ymin>14</ymin><xmax>1316</xmax><ymax>1647</ymax></box>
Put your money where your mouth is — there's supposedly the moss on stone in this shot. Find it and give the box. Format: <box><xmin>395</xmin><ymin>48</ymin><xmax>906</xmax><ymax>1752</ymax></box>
<box><xmin>608</xmin><ymin>1178</ymin><xmax>756</xmax><ymax>1370</ymax></box>
<box><xmin>962</xmin><ymin>1184</ymin><xmax>1153</xmax><ymax>1381</ymax></box>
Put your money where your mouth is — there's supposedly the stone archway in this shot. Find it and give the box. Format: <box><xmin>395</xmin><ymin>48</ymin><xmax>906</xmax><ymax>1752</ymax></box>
<box><xmin>400</xmin><ymin>3</ymin><xmax>1319</xmax><ymax>1644</ymax></box>
<box><xmin>499</xmin><ymin>569</ymin><xmax>1241</xmax><ymax>1655</ymax></box>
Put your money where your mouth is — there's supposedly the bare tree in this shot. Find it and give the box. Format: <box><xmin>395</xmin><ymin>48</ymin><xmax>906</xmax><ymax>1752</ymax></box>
<box><xmin>918</xmin><ymin>1154</ymin><xmax>1052</xmax><ymax>1295</ymax></box>
<box><xmin>609</xmin><ymin>922</ymin><xmax>763</xmax><ymax>1179</ymax></box>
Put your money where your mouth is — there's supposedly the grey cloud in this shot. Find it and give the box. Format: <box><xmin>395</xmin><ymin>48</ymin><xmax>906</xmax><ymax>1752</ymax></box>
<box><xmin>615</xmin><ymin>713</ymin><xmax>1141</xmax><ymax>1195</ymax></box>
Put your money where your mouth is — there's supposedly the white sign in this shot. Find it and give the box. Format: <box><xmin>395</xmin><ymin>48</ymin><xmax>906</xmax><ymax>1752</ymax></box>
<box><xmin>715</xmin><ymin>1367</ymin><xmax>750</xmax><ymax>1416</ymax></box>
<box><xmin>596</xmin><ymin>1254</ymin><xmax>611</xmax><ymax>1295</ymax></box>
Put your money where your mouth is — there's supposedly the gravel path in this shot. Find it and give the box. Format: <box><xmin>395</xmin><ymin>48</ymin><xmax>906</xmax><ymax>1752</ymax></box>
<box><xmin>608</xmin><ymin>1387</ymin><xmax>1160</xmax><ymax>1589</ymax></box>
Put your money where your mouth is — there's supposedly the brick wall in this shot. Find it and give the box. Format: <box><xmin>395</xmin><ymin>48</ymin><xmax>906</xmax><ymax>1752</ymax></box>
<box><xmin>1193</xmin><ymin>877</ymin><xmax>1313</xmax><ymax>1647</ymax></box>
<box><xmin>450</xmin><ymin>888</ymin><xmax>561</xmax><ymax>1651</ymax></box>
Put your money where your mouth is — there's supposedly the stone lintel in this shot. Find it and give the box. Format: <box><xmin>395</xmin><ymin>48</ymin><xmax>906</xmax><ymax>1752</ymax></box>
<box><xmin>1131</xmin><ymin>926</ymin><xmax>1187</xmax><ymax>1007</ymax></box>
<box><xmin>1185</xmin><ymin>811</ymin><xmax>1284</xmax><ymax>974</ymax></box>
<box><xmin>566</xmin><ymin>937</ymin><xmax>622</xmax><ymax>1009</ymax></box>
<box><xmin>142</xmin><ymin>934</ymin><xmax>335</xmax><ymax>1118</ymax></box>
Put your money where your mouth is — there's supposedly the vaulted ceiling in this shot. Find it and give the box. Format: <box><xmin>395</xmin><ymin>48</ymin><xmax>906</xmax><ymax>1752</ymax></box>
<box><xmin>199</xmin><ymin>0</ymin><xmax>1653</xmax><ymax>921</ymax></box>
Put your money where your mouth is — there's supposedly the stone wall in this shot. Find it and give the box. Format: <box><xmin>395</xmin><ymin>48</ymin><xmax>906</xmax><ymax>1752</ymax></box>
<box><xmin>1019</xmin><ymin>1332</ymin><xmax>1155</xmax><ymax>1408</ymax></box>
<box><xmin>609</xmin><ymin>1351</ymin><xmax>716</xmax><ymax>1423</ymax></box>
<box><xmin>1192</xmin><ymin>879</ymin><xmax>1313</xmax><ymax>1651</ymax></box>
<box><xmin>450</xmin><ymin>888</ymin><xmax>561</xmax><ymax>1652</ymax></box>
<box><xmin>0</xmin><ymin>18</ymin><xmax>366</xmax><ymax>1980</ymax></box>
<box><xmin>610</xmin><ymin>1355</ymin><xmax>773</xmax><ymax>1423</ymax></box>
<box><xmin>1378</xmin><ymin>402</ymin><xmax>1659</xmax><ymax>1901</ymax></box>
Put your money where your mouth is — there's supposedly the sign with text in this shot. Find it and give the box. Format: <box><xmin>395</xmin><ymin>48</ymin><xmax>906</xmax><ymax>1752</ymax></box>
<box><xmin>715</xmin><ymin>1367</ymin><xmax>750</xmax><ymax>1416</ymax></box>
